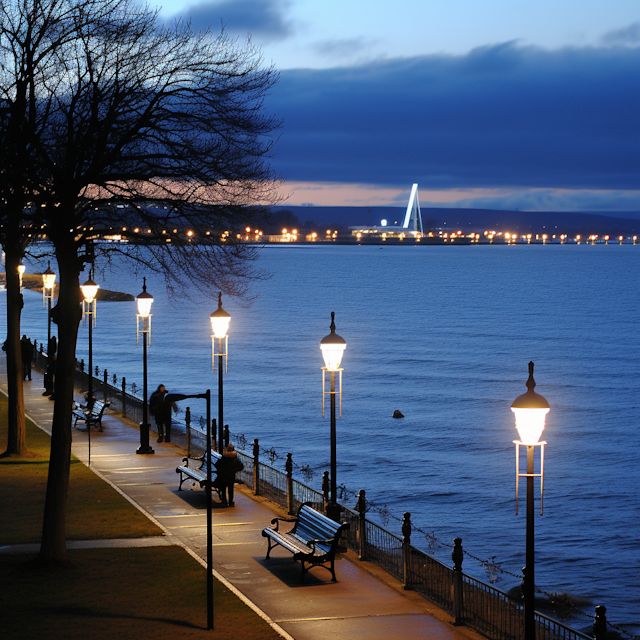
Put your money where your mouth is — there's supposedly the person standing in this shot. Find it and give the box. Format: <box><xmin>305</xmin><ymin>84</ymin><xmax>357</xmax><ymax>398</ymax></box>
<box><xmin>149</xmin><ymin>384</ymin><xmax>167</xmax><ymax>442</ymax></box>
<box><xmin>20</xmin><ymin>335</ymin><xmax>34</xmax><ymax>381</ymax></box>
<box><xmin>215</xmin><ymin>444</ymin><xmax>243</xmax><ymax>507</ymax></box>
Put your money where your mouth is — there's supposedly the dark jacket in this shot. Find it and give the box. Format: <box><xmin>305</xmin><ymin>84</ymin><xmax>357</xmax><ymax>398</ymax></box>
<box><xmin>21</xmin><ymin>337</ymin><xmax>34</xmax><ymax>362</ymax></box>
<box><xmin>215</xmin><ymin>448</ymin><xmax>239</xmax><ymax>485</ymax></box>
<box><xmin>149</xmin><ymin>389</ymin><xmax>165</xmax><ymax>418</ymax></box>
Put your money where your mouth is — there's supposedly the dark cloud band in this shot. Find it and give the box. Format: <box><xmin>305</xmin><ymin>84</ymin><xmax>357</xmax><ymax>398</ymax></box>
<box><xmin>169</xmin><ymin>0</ymin><xmax>292</xmax><ymax>41</ymax></box>
<box><xmin>268</xmin><ymin>43</ymin><xmax>640</xmax><ymax>192</ymax></box>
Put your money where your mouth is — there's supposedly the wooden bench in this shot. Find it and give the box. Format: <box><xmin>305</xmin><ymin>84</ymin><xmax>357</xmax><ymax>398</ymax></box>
<box><xmin>261</xmin><ymin>503</ymin><xmax>348</xmax><ymax>582</ymax></box>
<box><xmin>72</xmin><ymin>400</ymin><xmax>110</xmax><ymax>431</ymax></box>
<box><xmin>176</xmin><ymin>451</ymin><xmax>223</xmax><ymax>501</ymax></box>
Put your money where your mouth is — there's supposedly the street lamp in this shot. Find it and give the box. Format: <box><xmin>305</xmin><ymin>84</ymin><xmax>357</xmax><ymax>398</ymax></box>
<box><xmin>511</xmin><ymin>361</ymin><xmax>549</xmax><ymax>640</ymax></box>
<box><xmin>210</xmin><ymin>292</ymin><xmax>230</xmax><ymax>453</ymax></box>
<box><xmin>136</xmin><ymin>278</ymin><xmax>154</xmax><ymax>455</ymax></box>
<box><xmin>320</xmin><ymin>311</ymin><xmax>346</xmax><ymax>522</ymax></box>
<box><xmin>42</xmin><ymin>261</ymin><xmax>56</xmax><ymax>348</ymax></box>
<box><xmin>165</xmin><ymin>391</ymin><xmax>214</xmax><ymax>630</ymax></box>
<box><xmin>81</xmin><ymin>272</ymin><xmax>99</xmax><ymax>466</ymax></box>
<box><xmin>17</xmin><ymin>262</ymin><xmax>25</xmax><ymax>289</ymax></box>
<box><xmin>42</xmin><ymin>262</ymin><xmax>56</xmax><ymax>396</ymax></box>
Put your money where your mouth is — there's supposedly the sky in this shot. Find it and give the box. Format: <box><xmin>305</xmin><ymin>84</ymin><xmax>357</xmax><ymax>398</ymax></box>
<box><xmin>154</xmin><ymin>0</ymin><xmax>639</xmax><ymax>211</ymax></box>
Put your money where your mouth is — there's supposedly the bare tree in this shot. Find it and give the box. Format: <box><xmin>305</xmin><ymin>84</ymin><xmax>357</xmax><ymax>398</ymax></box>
<box><xmin>2</xmin><ymin>0</ymin><xmax>280</xmax><ymax>562</ymax></box>
<box><xmin>0</xmin><ymin>0</ymin><xmax>104</xmax><ymax>455</ymax></box>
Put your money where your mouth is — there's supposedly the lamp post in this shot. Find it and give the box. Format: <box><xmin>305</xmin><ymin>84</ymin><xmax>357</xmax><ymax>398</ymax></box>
<box><xmin>320</xmin><ymin>312</ymin><xmax>346</xmax><ymax>522</ymax></box>
<box><xmin>136</xmin><ymin>278</ymin><xmax>154</xmax><ymax>455</ymax></box>
<box><xmin>17</xmin><ymin>262</ymin><xmax>25</xmax><ymax>289</ymax></box>
<box><xmin>511</xmin><ymin>361</ymin><xmax>549</xmax><ymax>640</ymax></box>
<box><xmin>165</xmin><ymin>391</ymin><xmax>214</xmax><ymax>630</ymax></box>
<box><xmin>210</xmin><ymin>293</ymin><xmax>230</xmax><ymax>452</ymax></box>
<box><xmin>42</xmin><ymin>262</ymin><xmax>56</xmax><ymax>396</ymax></box>
<box><xmin>42</xmin><ymin>261</ymin><xmax>56</xmax><ymax>349</ymax></box>
<box><xmin>81</xmin><ymin>273</ymin><xmax>99</xmax><ymax>466</ymax></box>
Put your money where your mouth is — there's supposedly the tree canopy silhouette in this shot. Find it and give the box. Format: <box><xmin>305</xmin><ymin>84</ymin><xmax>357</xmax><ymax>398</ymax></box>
<box><xmin>0</xmin><ymin>0</ymin><xmax>281</xmax><ymax>561</ymax></box>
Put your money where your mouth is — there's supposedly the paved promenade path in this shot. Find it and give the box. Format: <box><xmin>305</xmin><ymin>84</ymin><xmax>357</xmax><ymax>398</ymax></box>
<box><xmin>1</xmin><ymin>362</ymin><xmax>481</xmax><ymax>640</ymax></box>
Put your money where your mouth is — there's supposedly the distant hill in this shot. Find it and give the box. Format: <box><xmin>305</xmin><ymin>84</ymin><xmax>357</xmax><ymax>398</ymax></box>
<box><xmin>270</xmin><ymin>206</ymin><xmax>640</xmax><ymax>236</ymax></box>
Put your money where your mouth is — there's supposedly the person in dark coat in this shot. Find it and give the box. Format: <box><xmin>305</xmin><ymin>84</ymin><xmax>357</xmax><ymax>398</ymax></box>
<box><xmin>149</xmin><ymin>384</ymin><xmax>177</xmax><ymax>443</ymax></box>
<box><xmin>149</xmin><ymin>384</ymin><xmax>167</xmax><ymax>442</ymax></box>
<box><xmin>215</xmin><ymin>444</ymin><xmax>242</xmax><ymax>507</ymax></box>
<box><xmin>20</xmin><ymin>335</ymin><xmax>34</xmax><ymax>381</ymax></box>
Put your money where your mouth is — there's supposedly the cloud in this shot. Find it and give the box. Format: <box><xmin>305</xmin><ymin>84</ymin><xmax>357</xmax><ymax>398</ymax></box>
<box><xmin>169</xmin><ymin>0</ymin><xmax>293</xmax><ymax>42</ymax></box>
<box><xmin>311</xmin><ymin>37</ymin><xmax>379</xmax><ymax>62</ymax></box>
<box><xmin>267</xmin><ymin>43</ymin><xmax>640</xmax><ymax>194</ymax></box>
<box><xmin>434</xmin><ymin>190</ymin><xmax>640</xmax><ymax>213</ymax></box>
<box><xmin>601</xmin><ymin>22</ymin><xmax>640</xmax><ymax>46</ymax></box>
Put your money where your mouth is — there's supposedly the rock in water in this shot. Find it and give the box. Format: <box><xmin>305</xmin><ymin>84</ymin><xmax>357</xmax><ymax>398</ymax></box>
<box><xmin>393</xmin><ymin>410</ymin><xmax>404</xmax><ymax>419</ymax></box>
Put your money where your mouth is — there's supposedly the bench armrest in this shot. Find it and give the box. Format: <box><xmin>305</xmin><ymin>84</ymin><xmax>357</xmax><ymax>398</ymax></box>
<box><xmin>306</xmin><ymin>538</ymin><xmax>334</xmax><ymax>551</ymax></box>
<box><xmin>182</xmin><ymin>457</ymin><xmax>190</xmax><ymax>468</ymax></box>
<box><xmin>269</xmin><ymin>516</ymin><xmax>296</xmax><ymax>532</ymax></box>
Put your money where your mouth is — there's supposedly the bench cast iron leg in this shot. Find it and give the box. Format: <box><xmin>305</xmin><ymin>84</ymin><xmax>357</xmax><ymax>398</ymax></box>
<box><xmin>265</xmin><ymin>538</ymin><xmax>275</xmax><ymax>560</ymax></box>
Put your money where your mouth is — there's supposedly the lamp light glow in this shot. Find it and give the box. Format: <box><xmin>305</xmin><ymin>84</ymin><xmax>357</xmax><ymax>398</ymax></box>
<box><xmin>511</xmin><ymin>361</ymin><xmax>550</xmax><ymax>445</ymax></box>
<box><xmin>42</xmin><ymin>263</ymin><xmax>56</xmax><ymax>290</ymax></box>
<box><xmin>136</xmin><ymin>281</ymin><xmax>153</xmax><ymax>317</ymax></box>
<box><xmin>210</xmin><ymin>292</ymin><xmax>231</xmax><ymax>339</ymax></box>
<box><xmin>81</xmin><ymin>278</ymin><xmax>99</xmax><ymax>304</ymax></box>
<box><xmin>320</xmin><ymin>313</ymin><xmax>346</xmax><ymax>371</ymax></box>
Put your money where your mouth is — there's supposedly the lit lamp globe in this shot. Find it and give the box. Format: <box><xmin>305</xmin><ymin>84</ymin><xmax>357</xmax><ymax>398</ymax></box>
<box><xmin>320</xmin><ymin>313</ymin><xmax>346</xmax><ymax>371</ymax></box>
<box><xmin>17</xmin><ymin>263</ymin><xmax>26</xmax><ymax>277</ymax></box>
<box><xmin>511</xmin><ymin>362</ymin><xmax>550</xmax><ymax>445</ymax></box>
<box><xmin>210</xmin><ymin>292</ymin><xmax>231</xmax><ymax>338</ymax></box>
<box><xmin>81</xmin><ymin>278</ymin><xmax>99</xmax><ymax>304</ymax></box>
<box><xmin>136</xmin><ymin>284</ymin><xmax>153</xmax><ymax>318</ymax></box>
<box><xmin>42</xmin><ymin>264</ymin><xmax>56</xmax><ymax>290</ymax></box>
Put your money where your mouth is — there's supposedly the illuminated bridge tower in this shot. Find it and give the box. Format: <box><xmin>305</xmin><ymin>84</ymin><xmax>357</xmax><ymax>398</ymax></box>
<box><xmin>401</xmin><ymin>183</ymin><xmax>424</xmax><ymax>235</ymax></box>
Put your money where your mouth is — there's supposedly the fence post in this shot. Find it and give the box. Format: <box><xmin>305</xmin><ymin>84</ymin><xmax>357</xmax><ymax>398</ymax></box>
<box><xmin>356</xmin><ymin>489</ymin><xmax>367</xmax><ymax>560</ymax></box>
<box><xmin>121</xmin><ymin>377</ymin><xmax>127</xmax><ymax>418</ymax></box>
<box><xmin>253</xmin><ymin>438</ymin><xmax>260</xmax><ymax>495</ymax></box>
<box><xmin>185</xmin><ymin>407</ymin><xmax>191</xmax><ymax>457</ymax></box>
<box><xmin>402</xmin><ymin>512</ymin><xmax>412</xmax><ymax>590</ymax></box>
<box><xmin>452</xmin><ymin>537</ymin><xmax>464</xmax><ymax>625</ymax></box>
<box><xmin>286</xmin><ymin>453</ymin><xmax>294</xmax><ymax>514</ymax></box>
<box><xmin>593</xmin><ymin>606</ymin><xmax>607</xmax><ymax>640</ymax></box>
<box><xmin>103</xmin><ymin>369</ymin><xmax>108</xmax><ymax>402</ymax></box>
<box><xmin>224</xmin><ymin>424</ymin><xmax>229</xmax><ymax>448</ymax></box>
<box><xmin>322</xmin><ymin>471</ymin><xmax>329</xmax><ymax>512</ymax></box>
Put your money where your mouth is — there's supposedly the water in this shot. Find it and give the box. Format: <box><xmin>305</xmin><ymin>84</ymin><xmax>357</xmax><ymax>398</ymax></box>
<box><xmin>5</xmin><ymin>244</ymin><xmax>639</xmax><ymax>633</ymax></box>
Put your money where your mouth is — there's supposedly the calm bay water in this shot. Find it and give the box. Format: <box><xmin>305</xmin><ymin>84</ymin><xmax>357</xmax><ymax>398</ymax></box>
<box><xmin>5</xmin><ymin>244</ymin><xmax>639</xmax><ymax>632</ymax></box>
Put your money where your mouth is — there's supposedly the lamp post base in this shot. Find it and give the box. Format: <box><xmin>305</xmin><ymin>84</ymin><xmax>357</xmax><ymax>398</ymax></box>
<box><xmin>137</xmin><ymin>422</ymin><xmax>155</xmax><ymax>455</ymax></box>
<box><xmin>136</xmin><ymin>445</ymin><xmax>155</xmax><ymax>455</ymax></box>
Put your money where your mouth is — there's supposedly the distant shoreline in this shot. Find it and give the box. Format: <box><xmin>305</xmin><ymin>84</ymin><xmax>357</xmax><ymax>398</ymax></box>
<box><xmin>0</xmin><ymin>274</ymin><xmax>134</xmax><ymax>301</ymax></box>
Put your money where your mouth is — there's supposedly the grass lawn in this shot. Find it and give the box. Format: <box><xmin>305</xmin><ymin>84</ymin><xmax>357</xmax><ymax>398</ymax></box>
<box><xmin>0</xmin><ymin>394</ymin><xmax>283</xmax><ymax>639</ymax></box>
<box><xmin>0</xmin><ymin>546</ymin><xmax>283</xmax><ymax>639</ymax></box>
<box><xmin>0</xmin><ymin>392</ymin><xmax>162</xmax><ymax>543</ymax></box>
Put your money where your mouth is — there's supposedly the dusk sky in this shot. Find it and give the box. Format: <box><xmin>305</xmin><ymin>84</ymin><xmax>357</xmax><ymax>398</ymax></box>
<box><xmin>155</xmin><ymin>0</ymin><xmax>639</xmax><ymax>211</ymax></box>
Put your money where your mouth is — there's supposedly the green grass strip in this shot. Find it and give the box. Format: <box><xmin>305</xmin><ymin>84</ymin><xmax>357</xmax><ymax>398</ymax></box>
<box><xmin>0</xmin><ymin>393</ymin><xmax>162</xmax><ymax>544</ymax></box>
<box><xmin>0</xmin><ymin>546</ymin><xmax>283</xmax><ymax>639</ymax></box>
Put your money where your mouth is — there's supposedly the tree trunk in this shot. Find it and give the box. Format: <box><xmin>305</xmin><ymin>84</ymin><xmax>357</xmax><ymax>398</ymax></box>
<box><xmin>38</xmin><ymin>251</ymin><xmax>82</xmax><ymax>563</ymax></box>
<box><xmin>2</xmin><ymin>244</ymin><xmax>26</xmax><ymax>457</ymax></box>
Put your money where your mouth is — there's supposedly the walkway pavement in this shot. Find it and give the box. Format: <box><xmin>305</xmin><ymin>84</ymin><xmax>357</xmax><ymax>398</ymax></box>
<box><xmin>1</xmin><ymin>361</ymin><xmax>481</xmax><ymax>640</ymax></box>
